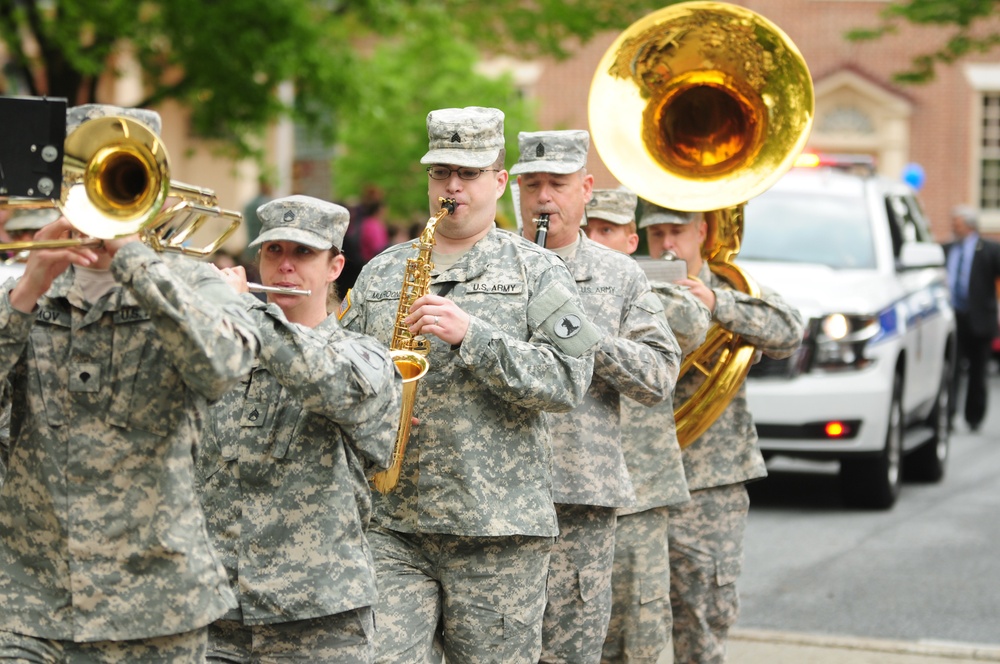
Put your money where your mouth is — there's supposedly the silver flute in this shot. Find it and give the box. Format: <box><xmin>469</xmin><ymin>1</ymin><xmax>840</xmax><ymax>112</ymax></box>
<box><xmin>247</xmin><ymin>283</ymin><xmax>311</xmax><ymax>296</ymax></box>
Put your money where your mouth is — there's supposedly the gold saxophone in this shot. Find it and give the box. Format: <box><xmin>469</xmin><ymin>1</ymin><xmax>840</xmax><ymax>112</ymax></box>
<box><xmin>370</xmin><ymin>197</ymin><xmax>456</xmax><ymax>494</ymax></box>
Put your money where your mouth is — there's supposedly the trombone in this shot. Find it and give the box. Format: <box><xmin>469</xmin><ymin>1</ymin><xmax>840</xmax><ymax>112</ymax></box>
<box><xmin>0</xmin><ymin>115</ymin><xmax>241</xmax><ymax>258</ymax></box>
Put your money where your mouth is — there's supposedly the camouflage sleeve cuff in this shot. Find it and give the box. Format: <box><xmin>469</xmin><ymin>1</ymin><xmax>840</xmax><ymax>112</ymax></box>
<box><xmin>0</xmin><ymin>289</ymin><xmax>37</xmax><ymax>338</ymax></box>
<box><xmin>109</xmin><ymin>241</ymin><xmax>161</xmax><ymax>284</ymax></box>
<box><xmin>239</xmin><ymin>292</ymin><xmax>269</xmax><ymax>312</ymax></box>
<box><xmin>456</xmin><ymin>314</ymin><xmax>494</xmax><ymax>366</ymax></box>
<box><xmin>711</xmin><ymin>287</ymin><xmax>738</xmax><ymax>325</ymax></box>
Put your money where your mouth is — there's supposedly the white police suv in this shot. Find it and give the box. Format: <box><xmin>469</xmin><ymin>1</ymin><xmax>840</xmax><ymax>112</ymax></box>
<box><xmin>738</xmin><ymin>154</ymin><xmax>956</xmax><ymax>509</ymax></box>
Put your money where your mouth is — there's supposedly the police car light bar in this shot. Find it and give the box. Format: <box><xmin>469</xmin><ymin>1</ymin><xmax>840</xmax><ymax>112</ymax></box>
<box><xmin>794</xmin><ymin>152</ymin><xmax>876</xmax><ymax>176</ymax></box>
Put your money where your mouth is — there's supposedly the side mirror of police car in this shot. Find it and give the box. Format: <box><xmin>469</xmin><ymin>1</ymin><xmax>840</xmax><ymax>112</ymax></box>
<box><xmin>897</xmin><ymin>242</ymin><xmax>945</xmax><ymax>270</ymax></box>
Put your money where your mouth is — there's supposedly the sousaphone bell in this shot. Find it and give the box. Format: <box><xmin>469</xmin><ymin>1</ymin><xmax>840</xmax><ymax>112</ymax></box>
<box><xmin>588</xmin><ymin>1</ymin><xmax>814</xmax><ymax>446</ymax></box>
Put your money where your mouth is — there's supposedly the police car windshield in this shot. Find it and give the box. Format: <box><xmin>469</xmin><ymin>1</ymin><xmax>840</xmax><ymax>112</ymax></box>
<box><xmin>740</xmin><ymin>191</ymin><xmax>876</xmax><ymax>269</ymax></box>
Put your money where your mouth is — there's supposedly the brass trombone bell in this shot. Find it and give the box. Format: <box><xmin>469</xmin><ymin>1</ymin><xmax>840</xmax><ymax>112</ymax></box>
<box><xmin>587</xmin><ymin>1</ymin><xmax>814</xmax><ymax>212</ymax></box>
<box><xmin>0</xmin><ymin>115</ymin><xmax>242</xmax><ymax>257</ymax></box>
<box><xmin>61</xmin><ymin>116</ymin><xmax>170</xmax><ymax>239</ymax></box>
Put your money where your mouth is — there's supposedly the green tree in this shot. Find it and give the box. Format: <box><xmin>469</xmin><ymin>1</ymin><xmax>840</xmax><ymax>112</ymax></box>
<box><xmin>846</xmin><ymin>0</ymin><xmax>1000</xmax><ymax>83</ymax></box>
<box><xmin>331</xmin><ymin>26</ymin><xmax>535</xmax><ymax>228</ymax></box>
<box><xmin>0</xmin><ymin>0</ymin><xmax>669</xmax><ymax>162</ymax></box>
<box><xmin>0</xmin><ymin>0</ymin><xmax>357</xmax><ymax>161</ymax></box>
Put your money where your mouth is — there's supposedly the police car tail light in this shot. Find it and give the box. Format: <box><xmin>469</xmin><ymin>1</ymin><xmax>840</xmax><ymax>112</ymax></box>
<box><xmin>813</xmin><ymin>314</ymin><xmax>879</xmax><ymax>370</ymax></box>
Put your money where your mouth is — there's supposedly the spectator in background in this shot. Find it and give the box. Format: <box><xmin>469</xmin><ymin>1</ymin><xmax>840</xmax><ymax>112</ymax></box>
<box><xmin>338</xmin><ymin>186</ymin><xmax>390</xmax><ymax>293</ymax></box>
<box><xmin>946</xmin><ymin>205</ymin><xmax>1000</xmax><ymax>432</ymax></box>
<box><xmin>210</xmin><ymin>251</ymin><xmax>238</xmax><ymax>271</ymax></box>
<box><xmin>359</xmin><ymin>193</ymin><xmax>390</xmax><ymax>263</ymax></box>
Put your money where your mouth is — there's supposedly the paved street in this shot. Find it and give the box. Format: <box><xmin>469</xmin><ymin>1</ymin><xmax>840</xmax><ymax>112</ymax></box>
<box><xmin>661</xmin><ymin>369</ymin><xmax>1000</xmax><ymax>663</ymax></box>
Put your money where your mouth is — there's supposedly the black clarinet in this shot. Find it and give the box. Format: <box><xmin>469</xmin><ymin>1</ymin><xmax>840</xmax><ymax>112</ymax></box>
<box><xmin>534</xmin><ymin>213</ymin><xmax>550</xmax><ymax>248</ymax></box>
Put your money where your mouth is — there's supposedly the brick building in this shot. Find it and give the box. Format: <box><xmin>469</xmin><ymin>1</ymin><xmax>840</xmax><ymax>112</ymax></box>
<box><xmin>517</xmin><ymin>0</ymin><xmax>1000</xmax><ymax>241</ymax></box>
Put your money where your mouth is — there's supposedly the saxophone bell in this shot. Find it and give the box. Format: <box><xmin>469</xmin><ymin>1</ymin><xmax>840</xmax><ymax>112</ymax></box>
<box><xmin>534</xmin><ymin>213</ymin><xmax>550</xmax><ymax>248</ymax></box>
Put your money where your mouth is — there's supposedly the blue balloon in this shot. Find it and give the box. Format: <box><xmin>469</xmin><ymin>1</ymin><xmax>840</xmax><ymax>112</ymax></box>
<box><xmin>902</xmin><ymin>162</ymin><xmax>925</xmax><ymax>191</ymax></box>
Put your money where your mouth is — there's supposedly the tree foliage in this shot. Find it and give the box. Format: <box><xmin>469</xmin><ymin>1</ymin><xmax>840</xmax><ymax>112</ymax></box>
<box><xmin>330</xmin><ymin>18</ymin><xmax>536</xmax><ymax>226</ymax></box>
<box><xmin>0</xmin><ymin>0</ymin><xmax>358</xmax><ymax>161</ymax></box>
<box><xmin>846</xmin><ymin>0</ymin><xmax>1000</xmax><ymax>83</ymax></box>
<box><xmin>0</xmin><ymin>0</ymin><xmax>668</xmax><ymax>164</ymax></box>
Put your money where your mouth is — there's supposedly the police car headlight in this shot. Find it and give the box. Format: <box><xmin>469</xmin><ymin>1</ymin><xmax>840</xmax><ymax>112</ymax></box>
<box><xmin>813</xmin><ymin>314</ymin><xmax>879</xmax><ymax>370</ymax></box>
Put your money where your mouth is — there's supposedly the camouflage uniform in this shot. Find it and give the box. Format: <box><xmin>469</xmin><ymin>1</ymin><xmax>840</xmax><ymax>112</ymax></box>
<box><xmin>511</xmin><ymin>133</ymin><xmax>678</xmax><ymax>664</ymax></box>
<box><xmin>539</xmin><ymin>230</ymin><xmax>680</xmax><ymax>664</ymax></box>
<box><xmin>198</xmin><ymin>299</ymin><xmax>399</xmax><ymax>662</ymax></box>
<box><xmin>196</xmin><ymin>195</ymin><xmax>401</xmax><ymax>663</ymax></box>
<box><xmin>0</xmin><ymin>243</ymin><xmax>259</xmax><ymax>647</ymax></box>
<box><xmin>669</xmin><ymin>262</ymin><xmax>803</xmax><ymax>664</ymax></box>
<box><xmin>0</xmin><ymin>379</ymin><xmax>9</xmax><ymax>490</ymax></box>
<box><xmin>0</xmin><ymin>626</ymin><xmax>208</xmax><ymax>663</ymax></box>
<box><xmin>341</xmin><ymin>224</ymin><xmax>599</xmax><ymax>662</ymax></box>
<box><xmin>602</xmin><ymin>279</ymin><xmax>711</xmax><ymax>664</ymax></box>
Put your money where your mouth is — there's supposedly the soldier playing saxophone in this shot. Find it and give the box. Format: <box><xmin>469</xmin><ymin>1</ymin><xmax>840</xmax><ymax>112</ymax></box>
<box><xmin>339</xmin><ymin>106</ymin><xmax>600</xmax><ymax>664</ymax></box>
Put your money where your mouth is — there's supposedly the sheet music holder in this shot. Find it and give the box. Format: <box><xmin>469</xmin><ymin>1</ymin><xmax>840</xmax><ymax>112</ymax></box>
<box><xmin>635</xmin><ymin>256</ymin><xmax>688</xmax><ymax>284</ymax></box>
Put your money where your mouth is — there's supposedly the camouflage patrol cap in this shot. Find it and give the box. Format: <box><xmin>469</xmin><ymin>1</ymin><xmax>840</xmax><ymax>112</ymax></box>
<box><xmin>4</xmin><ymin>207</ymin><xmax>60</xmax><ymax>233</ymax></box>
<box><xmin>510</xmin><ymin>130</ymin><xmax>589</xmax><ymax>176</ymax></box>
<box><xmin>66</xmin><ymin>104</ymin><xmax>162</xmax><ymax>137</ymax></box>
<box><xmin>586</xmin><ymin>188</ymin><xmax>638</xmax><ymax>226</ymax></box>
<box><xmin>638</xmin><ymin>204</ymin><xmax>697</xmax><ymax>229</ymax></box>
<box><xmin>420</xmin><ymin>107</ymin><xmax>505</xmax><ymax>169</ymax></box>
<box><xmin>248</xmin><ymin>195</ymin><xmax>349</xmax><ymax>252</ymax></box>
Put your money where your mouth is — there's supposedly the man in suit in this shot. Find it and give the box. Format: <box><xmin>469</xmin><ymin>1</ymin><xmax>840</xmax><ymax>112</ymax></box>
<box><xmin>946</xmin><ymin>205</ymin><xmax>1000</xmax><ymax>432</ymax></box>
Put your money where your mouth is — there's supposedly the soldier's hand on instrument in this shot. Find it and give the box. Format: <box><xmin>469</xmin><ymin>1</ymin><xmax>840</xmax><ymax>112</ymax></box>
<box><xmin>407</xmin><ymin>294</ymin><xmax>469</xmax><ymax>346</ymax></box>
<box><xmin>10</xmin><ymin>218</ymin><xmax>98</xmax><ymax>313</ymax></box>
<box><xmin>100</xmin><ymin>233</ymin><xmax>142</xmax><ymax>259</ymax></box>
<box><xmin>213</xmin><ymin>265</ymin><xmax>249</xmax><ymax>294</ymax></box>
<box><xmin>677</xmin><ymin>276</ymin><xmax>716</xmax><ymax>312</ymax></box>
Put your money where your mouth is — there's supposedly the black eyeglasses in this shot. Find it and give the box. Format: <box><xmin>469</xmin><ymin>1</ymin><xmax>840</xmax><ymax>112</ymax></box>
<box><xmin>426</xmin><ymin>166</ymin><xmax>499</xmax><ymax>181</ymax></box>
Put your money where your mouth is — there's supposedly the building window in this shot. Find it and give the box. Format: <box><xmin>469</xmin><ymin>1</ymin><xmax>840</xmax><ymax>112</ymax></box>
<box><xmin>817</xmin><ymin>105</ymin><xmax>875</xmax><ymax>135</ymax></box>
<box><xmin>980</xmin><ymin>93</ymin><xmax>1000</xmax><ymax>212</ymax></box>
